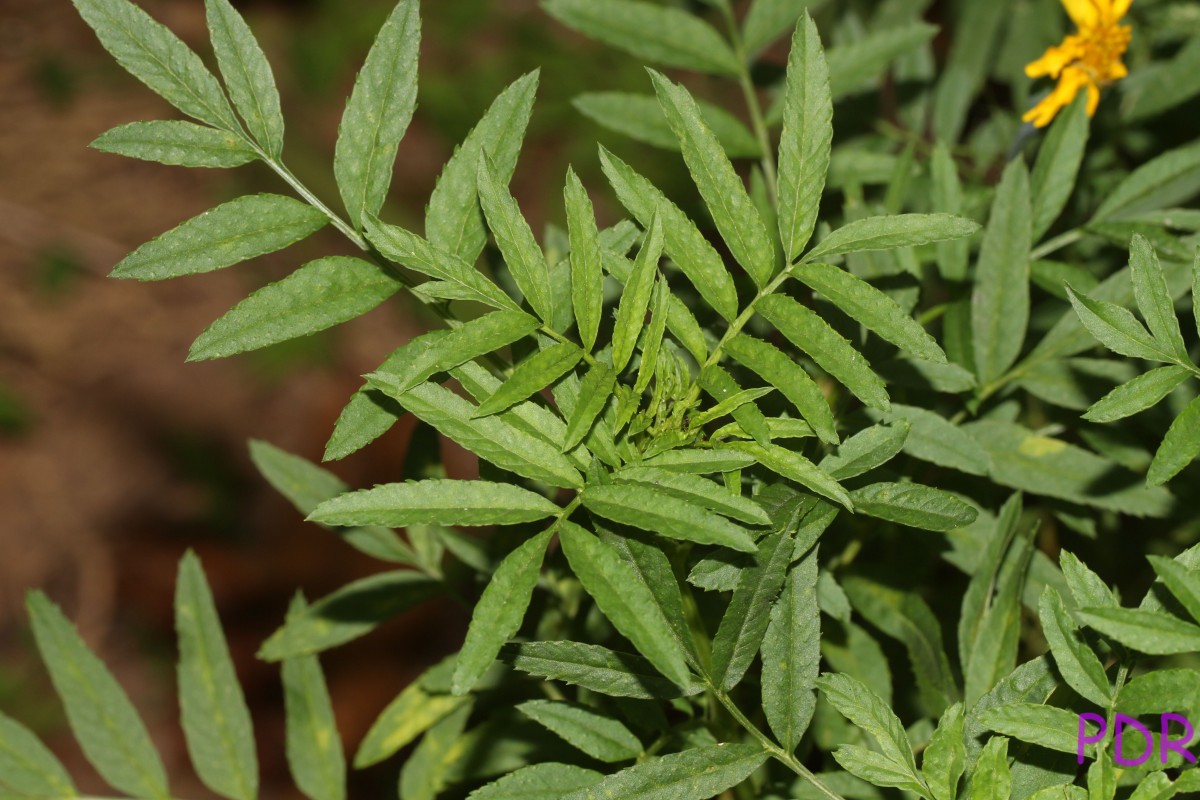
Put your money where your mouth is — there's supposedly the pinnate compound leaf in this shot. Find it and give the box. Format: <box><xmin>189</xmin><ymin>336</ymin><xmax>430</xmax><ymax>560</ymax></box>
<box><xmin>724</xmin><ymin>334</ymin><xmax>839</xmax><ymax>445</ymax></box>
<box><xmin>732</xmin><ymin>440</ymin><xmax>852</xmax><ymax>510</ymax></box>
<box><xmin>776</xmin><ymin>11</ymin><xmax>831</xmax><ymax>262</ymax></box>
<box><xmin>310</xmin><ymin>480</ymin><xmax>560</xmax><ymax>528</ymax></box>
<box><xmin>1083</xmin><ymin>365</ymin><xmax>1190</xmax><ymax>423</ymax></box>
<box><xmin>427</xmin><ymin>71</ymin><xmax>539</xmax><ymax>264</ymax></box>
<box><xmin>334</xmin><ymin>0</ymin><xmax>420</xmax><ymax>228</ymax></box>
<box><xmin>818</xmin><ymin>422</ymin><xmax>908</xmax><ymax>480</ymax></box>
<box><xmin>612</xmin><ymin>212</ymin><xmax>663</xmax><ymax>372</ymax></box>
<box><xmin>112</xmin><ymin>194</ymin><xmax>326</xmax><ymax>281</ymax></box>
<box><xmin>651</xmin><ymin>70</ymin><xmax>775</xmax><ymax>287</ymax></box>
<box><xmin>72</xmin><ymin>0</ymin><xmax>237</xmax><ymax>129</ymax></box>
<box><xmin>972</xmin><ymin>159</ymin><xmax>1032</xmax><ymax>386</ymax></box>
<box><xmin>559</xmin><ymin>523</ymin><xmax>694</xmax><ymax>689</ymax></box>
<box><xmin>758</xmin><ymin>293</ymin><xmax>889</xmax><ymax>412</ymax></box>
<box><xmin>804</xmin><ymin>214</ymin><xmax>979</xmax><ymax>263</ymax></box>
<box><xmin>558</xmin><ymin>743</ymin><xmax>767</xmax><ymax>800</ymax></box>
<box><xmin>795</xmin><ymin>262</ymin><xmax>948</xmax><ymax>363</ymax></box>
<box><xmin>1031</xmin><ymin>97</ymin><xmax>1088</xmax><ymax>240</ymax></box>
<box><xmin>258</xmin><ymin>571</ymin><xmax>440</xmax><ymax>660</ymax></box>
<box><xmin>365</xmin><ymin>217</ymin><xmax>518</xmax><ymax>310</ymax></box>
<box><xmin>573</xmin><ymin>92</ymin><xmax>760</xmax><ymax>158</ymax></box>
<box><xmin>818</xmin><ymin>672</ymin><xmax>927</xmax><ymax>796</ymax></box>
<box><xmin>473</xmin><ymin>343</ymin><xmax>582</xmax><ymax>418</ymax></box>
<box><xmin>452</xmin><ymin>529</ymin><xmax>555</xmax><ymax>695</ymax></box>
<box><xmin>27</xmin><ymin>591</ymin><xmax>169</xmax><ymax>799</ymax></box>
<box><xmin>175</xmin><ymin>552</ymin><xmax>257</xmax><ymax>800</ymax></box>
<box><xmin>1078</xmin><ymin>607</ymin><xmax>1200</xmax><ymax>655</ymax></box>
<box><xmin>502</xmin><ymin>641</ymin><xmax>702</xmax><ymax>699</ymax></box>
<box><xmin>205</xmin><ymin>0</ymin><xmax>284</xmax><ymax>157</ymax></box>
<box><xmin>478</xmin><ymin>155</ymin><xmax>556</xmax><ymax>323</ymax></box>
<box><xmin>1038</xmin><ymin>587</ymin><xmax>1110</xmax><ymax>707</ymax></box>
<box><xmin>582</xmin><ymin>483</ymin><xmax>757</xmax><ymax>553</ymax></box>
<box><xmin>599</xmin><ymin>147</ymin><xmax>738</xmax><ymax>321</ymax></box>
<box><xmin>189</xmin><ymin>256</ymin><xmax>399</xmax><ymax>360</ymax></box>
<box><xmin>849</xmin><ymin>482</ymin><xmax>977</xmax><ymax>532</ymax></box>
<box><xmin>369</xmin><ymin>380</ymin><xmax>583</xmax><ymax>489</ymax></box>
<box><xmin>922</xmin><ymin>703</ymin><xmax>965</xmax><ymax>800</ymax></box>
<box><xmin>0</xmin><ymin>710</ymin><xmax>77</xmax><ymax>798</ymax></box>
<box><xmin>1147</xmin><ymin>395</ymin><xmax>1200</xmax><ymax>487</ymax></box>
<box><xmin>91</xmin><ymin>121</ymin><xmax>257</xmax><ymax>168</ymax></box>
<box><xmin>565</xmin><ymin>168</ymin><xmax>603</xmax><ymax>351</ymax></box>
<box><xmin>516</xmin><ymin>701</ymin><xmax>642</xmax><ymax>763</ymax></box>
<box><xmin>761</xmin><ymin>550</ymin><xmax>820</xmax><ymax>751</ymax></box>
<box><xmin>281</xmin><ymin>598</ymin><xmax>345</xmax><ymax>800</ymax></box>
<box><xmin>467</xmin><ymin>763</ymin><xmax>603</xmax><ymax>800</ymax></box>
<box><xmin>542</xmin><ymin>0</ymin><xmax>740</xmax><ymax>76</ymax></box>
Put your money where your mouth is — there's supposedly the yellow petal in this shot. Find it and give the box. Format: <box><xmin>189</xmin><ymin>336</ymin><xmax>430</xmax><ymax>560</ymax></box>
<box><xmin>1025</xmin><ymin>39</ymin><xmax>1083</xmax><ymax>78</ymax></box>
<box><xmin>1086</xmin><ymin>80</ymin><xmax>1101</xmax><ymax>116</ymax></box>
<box><xmin>1061</xmin><ymin>0</ymin><xmax>1100</xmax><ymax>29</ymax></box>
<box><xmin>1109</xmin><ymin>0</ymin><xmax>1133</xmax><ymax>20</ymax></box>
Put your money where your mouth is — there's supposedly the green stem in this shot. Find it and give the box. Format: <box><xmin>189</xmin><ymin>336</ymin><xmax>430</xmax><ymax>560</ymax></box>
<box><xmin>1029</xmin><ymin>229</ymin><xmax>1083</xmax><ymax>261</ymax></box>
<box><xmin>716</xmin><ymin>1</ymin><xmax>779</xmax><ymax>203</ymax></box>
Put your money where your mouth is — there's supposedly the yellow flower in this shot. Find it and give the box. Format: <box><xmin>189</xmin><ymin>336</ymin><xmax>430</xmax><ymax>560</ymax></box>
<box><xmin>1023</xmin><ymin>0</ymin><xmax>1133</xmax><ymax>127</ymax></box>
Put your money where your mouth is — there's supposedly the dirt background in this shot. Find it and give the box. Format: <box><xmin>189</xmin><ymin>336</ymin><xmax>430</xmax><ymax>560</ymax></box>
<box><xmin>0</xmin><ymin>0</ymin><xmax>701</xmax><ymax>795</ymax></box>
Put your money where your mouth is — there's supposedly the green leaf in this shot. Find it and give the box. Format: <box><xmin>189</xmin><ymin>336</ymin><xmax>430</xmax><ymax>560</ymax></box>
<box><xmin>249</xmin><ymin>440</ymin><xmax>415</xmax><ymax>564</ymax></box>
<box><xmin>972</xmin><ymin>159</ymin><xmax>1032</xmax><ymax>386</ymax></box>
<box><xmin>542</xmin><ymin>0</ymin><xmax>740</xmax><ymax>75</ymax></box>
<box><xmin>724</xmin><ymin>334</ymin><xmax>839</xmax><ymax>444</ymax></box>
<box><xmin>819</xmin><ymin>422</ymin><xmax>908</xmax><ymax>480</ymax></box>
<box><xmin>873</xmin><ymin>404</ymin><xmax>991</xmax><ymax>476</ymax></box>
<box><xmin>818</xmin><ymin>672</ymin><xmax>928</xmax><ymax>796</ymax></box>
<box><xmin>712</xmin><ymin>525</ymin><xmax>795</xmax><ymax>690</ymax></box>
<box><xmin>558</xmin><ymin>523</ymin><xmax>695</xmax><ymax>688</ymax></box>
<box><xmin>1147</xmin><ymin>555</ymin><xmax>1200</xmax><ymax>625</ymax></box>
<box><xmin>91</xmin><ymin>120</ymin><xmax>257</xmax><ymax>168</ymax></box>
<box><xmin>966</xmin><ymin>420</ymin><xmax>1174</xmax><ymax>517</ymax></box>
<box><xmin>27</xmin><ymin>591</ymin><xmax>169</xmax><ymax>799</ymax></box>
<box><xmin>731</xmin><ymin>441</ymin><xmax>852</xmax><ymax>511</ymax></box>
<box><xmin>640</xmin><ymin>448</ymin><xmax>757</xmax><ymax>474</ymax></box>
<box><xmin>398</xmin><ymin>699</ymin><xmax>472</xmax><ymax>800</ymax></box>
<box><xmin>334</xmin><ymin>0</ymin><xmax>420</xmax><ymax>228</ymax></box>
<box><xmin>368</xmin><ymin>380</ymin><xmax>583</xmax><ymax>489</ymax></box>
<box><xmin>563</xmin><ymin>363</ymin><xmax>617</xmax><ymax>452</ymax></box>
<box><xmin>923</xmin><ymin>704</ymin><xmax>965</xmax><ymax>800</ymax></box>
<box><xmin>804</xmin><ymin>214</ymin><xmax>979</xmax><ymax>263</ymax></box>
<box><xmin>111</xmin><ymin>194</ymin><xmax>326</xmax><ymax>280</ymax></box>
<box><xmin>365</xmin><ymin>218</ymin><xmax>518</xmax><ymax>310</ymax></box>
<box><xmin>175</xmin><ymin>552</ymin><xmax>257</xmax><ymax>800</ymax></box>
<box><xmin>427</xmin><ymin>71</ymin><xmax>539</xmax><ymax>264</ymax></box>
<box><xmin>931</xmin><ymin>0</ymin><xmax>1005</xmax><ymax>144</ymax></box>
<box><xmin>1083</xmin><ymin>365</ymin><xmax>1190</xmax><ymax>423</ymax></box>
<box><xmin>1131</xmin><ymin>234</ymin><xmax>1190</xmax><ymax>361</ymax></box>
<box><xmin>565</xmin><ymin>169</ymin><xmax>603</xmax><ymax>351</ymax></box>
<box><xmin>205</xmin><ymin>0</ymin><xmax>284</xmax><ymax>156</ymax></box>
<box><xmin>1030</xmin><ymin>97</ymin><xmax>1088</xmax><ymax>240</ymax></box>
<box><xmin>761</xmin><ymin>549</ymin><xmax>820</xmax><ymax>751</ymax></box>
<box><xmin>474</xmin><ymin>343</ymin><xmax>582</xmax><ymax>418</ymax></box>
<box><xmin>1059</xmin><ymin>550</ymin><xmax>1117</xmax><ymax>610</ymax></box>
<box><xmin>650</xmin><ymin>70</ymin><xmax>776</xmax><ymax>288</ymax></box>
<box><xmin>0</xmin><ymin>710</ymin><xmax>77</xmax><ymax>798</ymax></box>
<box><xmin>612</xmin><ymin>212</ymin><xmax>663</xmax><ymax>372</ymax></box>
<box><xmin>1067</xmin><ymin>285</ymin><xmax>1174</xmax><ymax>362</ymax></box>
<box><xmin>700</xmin><ymin>366</ymin><xmax>772</xmax><ymax>447</ymax></box>
<box><xmin>977</xmin><ymin>704</ymin><xmax>1092</xmax><ymax>757</ymax></box>
<box><xmin>777</xmin><ymin>12</ymin><xmax>832</xmax><ymax>262</ymax></box>
<box><xmin>258</xmin><ymin>571</ymin><xmax>440</xmax><ymax>660</ymax></box>
<box><xmin>1193</xmin><ymin>248</ymin><xmax>1199</xmax><ymax>340</ymax></box>
<box><xmin>613</xmin><ymin>467</ymin><xmax>771</xmax><ymax>526</ymax></box>
<box><xmin>355</xmin><ymin>677</ymin><xmax>469</xmax><ymax>768</ymax></box>
<box><xmin>189</xmin><ymin>256</ymin><xmax>399</xmax><ymax>360</ymax></box>
<box><xmin>581</xmin><ymin>483</ymin><xmax>757</xmax><ymax>553</ymax></box>
<box><xmin>959</xmin><ymin>494</ymin><xmax>1022</xmax><ymax>677</ymax></box>
<box><xmin>599</xmin><ymin>147</ymin><xmax>738</xmax><ymax>321</ymax></box>
<box><xmin>826</xmin><ymin>23</ymin><xmax>937</xmax><ymax>100</ymax></box>
<box><xmin>757</xmin><ymin>293</ymin><xmax>890</xmax><ymax>411</ymax></box>
<box><xmin>634</xmin><ymin>279</ymin><xmax>669</xmax><ymax>395</ymax></box>
<box><xmin>1078</xmin><ymin>607</ymin><xmax>1200</xmax><ymax>655</ymax></box>
<box><xmin>559</xmin><ymin>743</ymin><xmax>767</xmax><ymax>800</ymax></box>
<box><xmin>850</xmin><ymin>482</ymin><xmax>977</xmax><ymax>532</ymax></box>
<box><xmin>281</xmin><ymin>598</ymin><xmax>346</xmax><ymax>800</ymax></box>
<box><xmin>743</xmin><ymin>0</ymin><xmax>827</xmax><ymax>57</ymax></box>
<box><xmin>453</xmin><ymin>529</ymin><xmax>554</xmax><ymax>695</ymax></box>
<box><xmin>516</xmin><ymin>701</ymin><xmax>642</xmax><ymax>763</ymax></box>
<box><xmin>468</xmin><ymin>763</ymin><xmax>603</xmax><ymax>799</ymax></box>
<box><xmin>1092</xmin><ymin>142</ymin><xmax>1200</xmax><ymax>222</ymax></box>
<box><xmin>1039</xmin><ymin>587</ymin><xmax>1110</xmax><ymax>707</ymax></box>
<box><xmin>72</xmin><ymin>0</ymin><xmax>237</xmax><ymax>129</ymax></box>
<box><xmin>310</xmin><ymin>480</ymin><xmax>560</xmax><ymax>528</ymax></box>
<box><xmin>966</xmin><ymin>737</ymin><xmax>1011</xmax><ymax>800</ymax></box>
<box><xmin>794</xmin><ymin>262</ymin><xmax>948</xmax><ymax>363</ymax></box>
<box><xmin>573</xmin><ymin>92</ymin><xmax>760</xmax><ymax>158</ymax></box>
<box><xmin>930</xmin><ymin>143</ymin><xmax>969</xmax><ymax>282</ymax></box>
<box><xmin>503</xmin><ymin>641</ymin><xmax>702</xmax><ymax>699</ymax></box>
<box><xmin>478</xmin><ymin>155</ymin><xmax>556</xmax><ymax>323</ymax></box>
